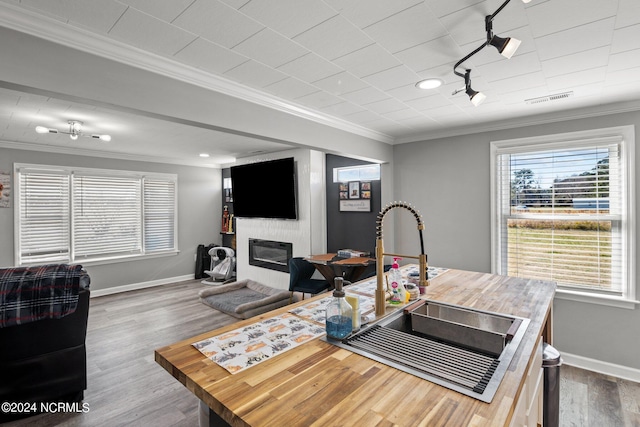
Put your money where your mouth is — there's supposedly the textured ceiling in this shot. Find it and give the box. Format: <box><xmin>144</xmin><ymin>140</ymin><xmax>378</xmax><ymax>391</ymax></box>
<box><xmin>1</xmin><ymin>0</ymin><xmax>639</xmax><ymax>166</ymax></box>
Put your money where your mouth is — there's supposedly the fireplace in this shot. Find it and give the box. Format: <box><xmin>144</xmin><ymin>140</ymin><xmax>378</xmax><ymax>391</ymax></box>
<box><xmin>248</xmin><ymin>239</ymin><xmax>293</xmax><ymax>273</ymax></box>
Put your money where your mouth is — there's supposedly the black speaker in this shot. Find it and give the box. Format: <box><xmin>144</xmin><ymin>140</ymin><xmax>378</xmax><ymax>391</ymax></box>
<box><xmin>195</xmin><ymin>244</ymin><xmax>217</xmax><ymax>279</ymax></box>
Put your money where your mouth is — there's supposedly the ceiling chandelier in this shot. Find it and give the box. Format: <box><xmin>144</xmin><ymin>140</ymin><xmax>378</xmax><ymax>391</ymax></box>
<box><xmin>35</xmin><ymin>120</ymin><xmax>111</xmax><ymax>141</ymax></box>
<box><xmin>452</xmin><ymin>0</ymin><xmax>532</xmax><ymax>106</ymax></box>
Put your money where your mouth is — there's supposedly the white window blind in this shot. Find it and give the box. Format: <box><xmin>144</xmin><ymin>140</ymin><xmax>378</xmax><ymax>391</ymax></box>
<box><xmin>492</xmin><ymin>127</ymin><xmax>634</xmax><ymax>301</ymax></box>
<box><xmin>143</xmin><ymin>178</ymin><xmax>176</xmax><ymax>252</ymax></box>
<box><xmin>73</xmin><ymin>174</ymin><xmax>142</xmax><ymax>260</ymax></box>
<box><xmin>15</xmin><ymin>164</ymin><xmax>177</xmax><ymax>265</ymax></box>
<box><xmin>18</xmin><ymin>169</ymin><xmax>70</xmax><ymax>264</ymax></box>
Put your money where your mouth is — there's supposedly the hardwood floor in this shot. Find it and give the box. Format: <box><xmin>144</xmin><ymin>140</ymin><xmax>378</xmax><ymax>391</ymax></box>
<box><xmin>5</xmin><ymin>281</ymin><xmax>639</xmax><ymax>426</ymax></box>
<box><xmin>560</xmin><ymin>365</ymin><xmax>640</xmax><ymax>427</ymax></box>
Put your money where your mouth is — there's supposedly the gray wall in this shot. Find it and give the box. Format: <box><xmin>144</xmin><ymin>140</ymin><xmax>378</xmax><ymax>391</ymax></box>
<box><xmin>0</xmin><ymin>147</ymin><xmax>221</xmax><ymax>292</ymax></box>
<box><xmin>393</xmin><ymin>111</ymin><xmax>640</xmax><ymax>371</ymax></box>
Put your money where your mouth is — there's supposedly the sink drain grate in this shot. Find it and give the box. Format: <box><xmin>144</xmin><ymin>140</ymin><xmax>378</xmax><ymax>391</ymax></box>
<box><xmin>344</xmin><ymin>325</ymin><xmax>500</xmax><ymax>394</ymax></box>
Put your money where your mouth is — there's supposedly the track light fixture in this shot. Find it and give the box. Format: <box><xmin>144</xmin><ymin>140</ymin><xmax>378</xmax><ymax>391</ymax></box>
<box><xmin>485</xmin><ymin>15</ymin><xmax>521</xmax><ymax>59</ymax></box>
<box><xmin>452</xmin><ymin>70</ymin><xmax>486</xmax><ymax>106</ymax></box>
<box><xmin>35</xmin><ymin>120</ymin><xmax>111</xmax><ymax>142</ymax></box>
<box><xmin>451</xmin><ymin>0</ymin><xmax>530</xmax><ymax>105</ymax></box>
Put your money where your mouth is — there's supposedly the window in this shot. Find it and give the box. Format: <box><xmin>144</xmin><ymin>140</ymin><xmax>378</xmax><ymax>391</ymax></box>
<box><xmin>332</xmin><ymin>164</ymin><xmax>380</xmax><ymax>183</ymax></box>
<box><xmin>15</xmin><ymin>164</ymin><xmax>177</xmax><ymax>265</ymax></box>
<box><xmin>491</xmin><ymin>126</ymin><xmax>635</xmax><ymax>306</ymax></box>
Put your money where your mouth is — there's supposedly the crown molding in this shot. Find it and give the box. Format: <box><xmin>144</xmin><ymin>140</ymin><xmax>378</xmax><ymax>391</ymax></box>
<box><xmin>0</xmin><ymin>3</ymin><xmax>394</xmax><ymax>145</ymax></box>
<box><xmin>0</xmin><ymin>140</ymin><xmax>222</xmax><ymax>169</ymax></box>
<box><xmin>396</xmin><ymin>100</ymin><xmax>640</xmax><ymax>144</ymax></box>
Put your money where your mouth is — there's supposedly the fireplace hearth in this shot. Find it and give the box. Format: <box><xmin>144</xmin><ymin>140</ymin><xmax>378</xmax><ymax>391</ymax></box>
<box><xmin>248</xmin><ymin>239</ymin><xmax>293</xmax><ymax>273</ymax></box>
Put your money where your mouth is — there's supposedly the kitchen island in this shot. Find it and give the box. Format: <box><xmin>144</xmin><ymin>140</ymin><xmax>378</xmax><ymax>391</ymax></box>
<box><xmin>155</xmin><ymin>267</ymin><xmax>555</xmax><ymax>426</ymax></box>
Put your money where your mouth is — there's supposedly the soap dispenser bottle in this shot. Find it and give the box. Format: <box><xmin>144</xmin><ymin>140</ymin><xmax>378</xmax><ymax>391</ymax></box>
<box><xmin>325</xmin><ymin>277</ymin><xmax>353</xmax><ymax>340</ymax></box>
<box><xmin>389</xmin><ymin>282</ymin><xmax>403</xmax><ymax>305</ymax></box>
<box><xmin>388</xmin><ymin>257</ymin><xmax>407</xmax><ymax>304</ymax></box>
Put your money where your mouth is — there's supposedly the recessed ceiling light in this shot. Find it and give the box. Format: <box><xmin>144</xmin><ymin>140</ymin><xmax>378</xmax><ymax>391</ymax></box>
<box><xmin>415</xmin><ymin>78</ymin><xmax>444</xmax><ymax>90</ymax></box>
<box><xmin>199</xmin><ymin>153</ymin><xmax>210</xmax><ymax>158</ymax></box>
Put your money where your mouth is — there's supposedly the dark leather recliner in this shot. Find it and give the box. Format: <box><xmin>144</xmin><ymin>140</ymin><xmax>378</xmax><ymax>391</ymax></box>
<box><xmin>0</xmin><ymin>281</ymin><xmax>89</xmax><ymax>422</ymax></box>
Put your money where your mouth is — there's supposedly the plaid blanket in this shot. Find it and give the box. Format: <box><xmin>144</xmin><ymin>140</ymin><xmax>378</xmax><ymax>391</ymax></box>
<box><xmin>0</xmin><ymin>264</ymin><xmax>89</xmax><ymax>328</ymax></box>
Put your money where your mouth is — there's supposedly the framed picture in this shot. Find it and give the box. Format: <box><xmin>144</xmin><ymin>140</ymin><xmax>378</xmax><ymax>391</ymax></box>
<box><xmin>338</xmin><ymin>180</ymin><xmax>371</xmax><ymax>211</ymax></box>
<box><xmin>348</xmin><ymin>181</ymin><xmax>360</xmax><ymax>199</ymax></box>
<box><xmin>340</xmin><ymin>199</ymin><xmax>371</xmax><ymax>212</ymax></box>
<box><xmin>0</xmin><ymin>171</ymin><xmax>10</xmax><ymax>208</ymax></box>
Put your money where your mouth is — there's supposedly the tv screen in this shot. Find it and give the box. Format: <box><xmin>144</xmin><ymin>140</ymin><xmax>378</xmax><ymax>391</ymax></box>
<box><xmin>231</xmin><ymin>157</ymin><xmax>297</xmax><ymax>220</ymax></box>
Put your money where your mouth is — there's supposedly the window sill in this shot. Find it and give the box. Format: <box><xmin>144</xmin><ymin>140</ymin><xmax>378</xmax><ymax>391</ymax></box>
<box><xmin>555</xmin><ymin>289</ymin><xmax>639</xmax><ymax>309</ymax></box>
<box><xmin>74</xmin><ymin>250</ymin><xmax>180</xmax><ymax>267</ymax></box>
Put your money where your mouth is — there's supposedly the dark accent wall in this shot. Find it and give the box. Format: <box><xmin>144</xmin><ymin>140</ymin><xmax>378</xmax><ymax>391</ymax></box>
<box><xmin>221</xmin><ymin>168</ymin><xmax>235</xmax><ymax>250</ymax></box>
<box><xmin>325</xmin><ymin>154</ymin><xmax>381</xmax><ymax>256</ymax></box>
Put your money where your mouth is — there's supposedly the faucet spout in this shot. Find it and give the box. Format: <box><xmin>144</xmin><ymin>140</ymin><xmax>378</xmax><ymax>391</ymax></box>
<box><xmin>375</xmin><ymin>202</ymin><xmax>428</xmax><ymax>316</ymax></box>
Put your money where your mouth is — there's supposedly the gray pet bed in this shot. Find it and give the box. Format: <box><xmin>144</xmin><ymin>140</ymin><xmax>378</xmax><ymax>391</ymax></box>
<box><xmin>199</xmin><ymin>279</ymin><xmax>290</xmax><ymax>319</ymax></box>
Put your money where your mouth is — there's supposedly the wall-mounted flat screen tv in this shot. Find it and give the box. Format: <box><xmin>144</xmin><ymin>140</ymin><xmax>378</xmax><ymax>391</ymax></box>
<box><xmin>230</xmin><ymin>157</ymin><xmax>297</xmax><ymax>220</ymax></box>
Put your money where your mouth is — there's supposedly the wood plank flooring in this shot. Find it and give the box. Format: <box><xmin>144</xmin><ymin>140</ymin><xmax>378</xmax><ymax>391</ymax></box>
<box><xmin>561</xmin><ymin>364</ymin><xmax>640</xmax><ymax>427</ymax></box>
<box><xmin>5</xmin><ymin>280</ymin><xmax>639</xmax><ymax>426</ymax></box>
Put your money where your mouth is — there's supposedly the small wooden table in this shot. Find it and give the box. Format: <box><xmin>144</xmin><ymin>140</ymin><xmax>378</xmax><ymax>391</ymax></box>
<box><xmin>304</xmin><ymin>253</ymin><xmax>375</xmax><ymax>286</ymax></box>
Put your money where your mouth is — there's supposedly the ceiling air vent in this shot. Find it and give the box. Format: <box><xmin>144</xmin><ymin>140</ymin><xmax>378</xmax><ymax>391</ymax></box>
<box><xmin>525</xmin><ymin>91</ymin><xmax>573</xmax><ymax>105</ymax></box>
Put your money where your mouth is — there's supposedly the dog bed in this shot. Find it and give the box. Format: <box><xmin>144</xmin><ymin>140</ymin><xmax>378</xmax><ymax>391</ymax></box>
<box><xmin>199</xmin><ymin>279</ymin><xmax>290</xmax><ymax>319</ymax></box>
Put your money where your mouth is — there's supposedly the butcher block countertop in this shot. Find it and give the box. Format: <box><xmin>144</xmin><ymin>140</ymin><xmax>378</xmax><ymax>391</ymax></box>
<box><xmin>155</xmin><ymin>267</ymin><xmax>555</xmax><ymax>426</ymax></box>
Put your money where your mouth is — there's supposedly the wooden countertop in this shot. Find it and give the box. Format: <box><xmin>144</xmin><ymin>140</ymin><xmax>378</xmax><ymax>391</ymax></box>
<box><xmin>305</xmin><ymin>253</ymin><xmax>375</xmax><ymax>265</ymax></box>
<box><xmin>155</xmin><ymin>268</ymin><xmax>555</xmax><ymax>427</ymax></box>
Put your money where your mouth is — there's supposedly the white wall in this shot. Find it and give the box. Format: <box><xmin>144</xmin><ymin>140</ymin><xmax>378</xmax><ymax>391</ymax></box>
<box><xmin>393</xmin><ymin>111</ymin><xmax>640</xmax><ymax>371</ymax></box>
<box><xmin>235</xmin><ymin>148</ymin><xmax>326</xmax><ymax>290</ymax></box>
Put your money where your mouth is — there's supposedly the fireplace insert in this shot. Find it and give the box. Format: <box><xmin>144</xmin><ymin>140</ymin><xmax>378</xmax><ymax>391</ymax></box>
<box><xmin>248</xmin><ymin>239</ymin><xmax>293</xmax><ymax>273</ymax></box>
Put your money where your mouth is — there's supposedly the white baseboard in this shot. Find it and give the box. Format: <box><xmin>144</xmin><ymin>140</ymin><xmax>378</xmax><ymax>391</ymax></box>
<box><xmin>90</xmin><ymin>274</ymin><xmax>195</xmax><ymax>297</ymax></box>
<box><xmin>561</xmin><ymin>351</ymin><xmax>640</xmax><ymax>383</ymax></box>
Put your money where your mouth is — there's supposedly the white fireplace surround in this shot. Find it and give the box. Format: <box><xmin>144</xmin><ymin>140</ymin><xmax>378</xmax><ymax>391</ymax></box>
<box><xmin>235</xmin><ymin>149</ymin><xmax>326</xmax><ymax>290</ymax></box>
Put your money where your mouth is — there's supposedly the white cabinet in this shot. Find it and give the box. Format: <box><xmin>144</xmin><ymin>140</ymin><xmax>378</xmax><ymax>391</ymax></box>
<box><xmin>510</xmin><ymin>337</ymin><xmax>543</xmax><ymax>427</ymax></box>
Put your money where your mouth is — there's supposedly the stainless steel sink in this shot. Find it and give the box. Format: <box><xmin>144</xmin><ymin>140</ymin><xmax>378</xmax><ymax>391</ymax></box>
<box><xmin>408</xmin><ymin>301</ymin><xmax>524</xmax><ymax>356</ymax></box>
<box><xmin>323</xmin><ymin>299</ymin><xmax>529</xmax><ymax>403</ymax></box>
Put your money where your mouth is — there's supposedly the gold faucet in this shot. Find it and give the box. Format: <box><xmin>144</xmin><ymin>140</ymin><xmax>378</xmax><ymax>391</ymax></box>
<box><xmin>375</xmin><ymin>201</ymin><xmax>428</xmax><ymax>316</ymax></box>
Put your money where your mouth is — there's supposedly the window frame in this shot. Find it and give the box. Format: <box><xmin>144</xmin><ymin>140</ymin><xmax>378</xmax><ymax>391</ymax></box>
<box><xmin>332</xmin><ymin>164</ymin><xmax>381</xmax><ymax>183</ymax></box>
<box><xmin>14</xmin><ymin>163</ymin><xmax>178</xmax><ymax>266</ymax></box>
<box><xmin>490</xmin><ymin>126</ymin><xmax>637</xmax><ymax>309</ymax></box>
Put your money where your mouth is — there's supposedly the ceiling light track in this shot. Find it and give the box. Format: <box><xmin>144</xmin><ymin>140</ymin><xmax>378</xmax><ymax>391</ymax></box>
<box><xmin>35</xmin><ymin>120</ymin><xmax>111</xmax><ymax>142</ymax></box>
<box><xmin>452</xmin><ymin>0</ymin><xmax>531</xmax><ymax>106</ymax></box>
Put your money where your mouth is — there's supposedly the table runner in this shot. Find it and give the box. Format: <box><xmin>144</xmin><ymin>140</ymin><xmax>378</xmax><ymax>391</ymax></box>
<box><xmin>192</xmin><ymin>266</ymin><xmax>449</xmax><ymax>374</ymax></box>
<box><xmin>193</xmin><ymin>313</ymin><xmax>325</xmax><ymax>374</ymax></box>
